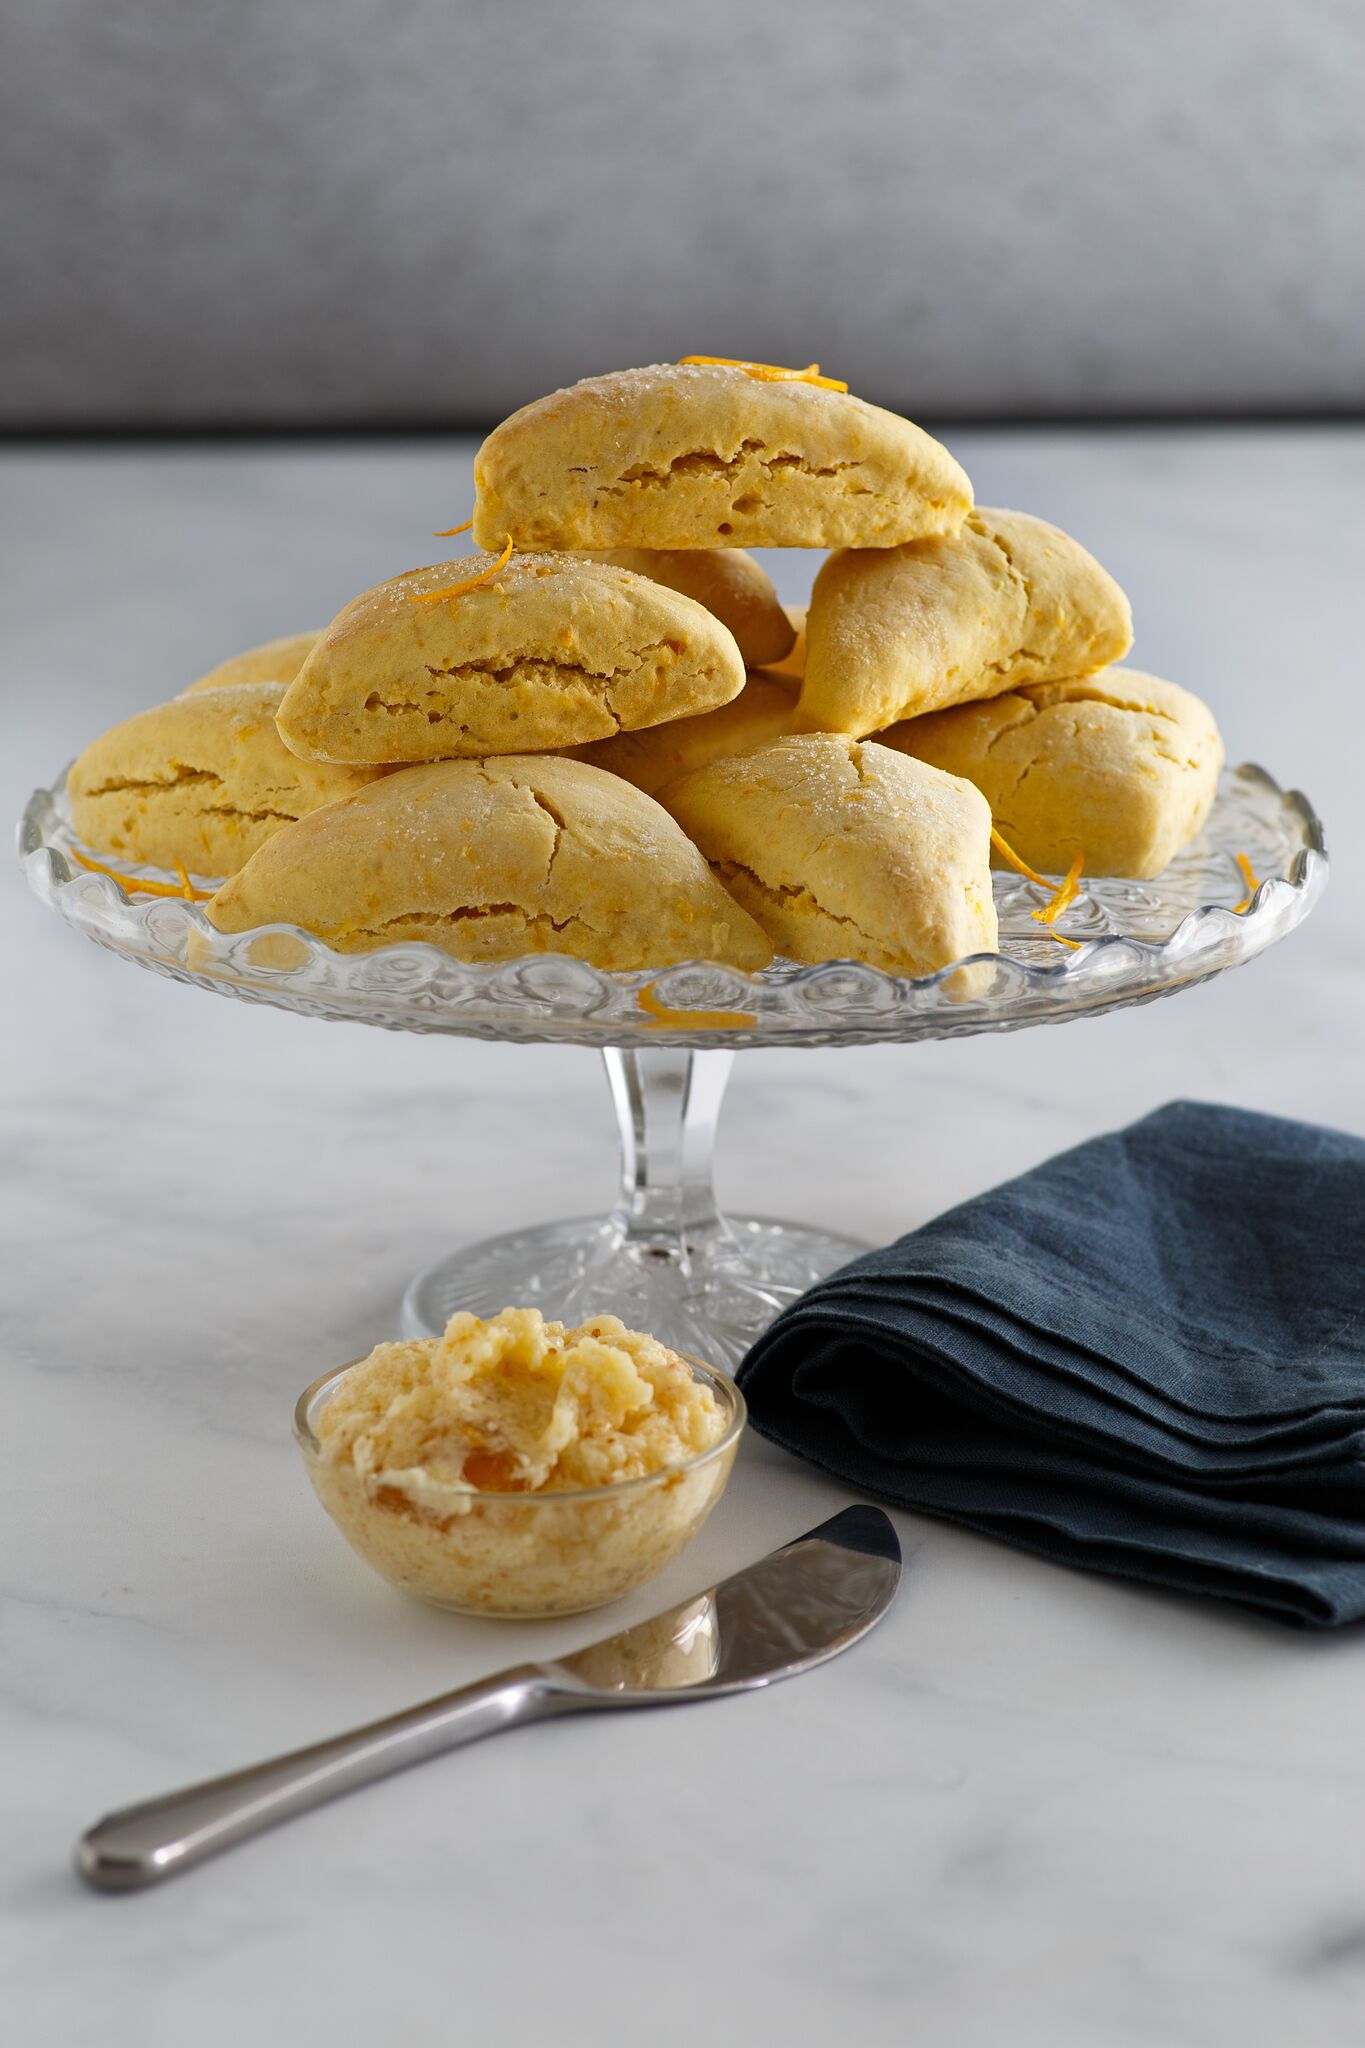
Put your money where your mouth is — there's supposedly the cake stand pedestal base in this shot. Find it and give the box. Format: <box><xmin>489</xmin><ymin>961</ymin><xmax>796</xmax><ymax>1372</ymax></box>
<box><xmin>400</xmin><ymin>1047</ymin><xmax>870</xmax><ymax>1369</ymax></box>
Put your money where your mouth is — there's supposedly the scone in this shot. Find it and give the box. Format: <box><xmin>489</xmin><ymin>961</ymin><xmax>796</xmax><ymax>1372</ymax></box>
<box><xmin>276</xmin><ymin>553</ymin><xmax>745</xmax><ymax>765</ymax></box>
<box><xmin>182</xmin><ymin>631</ymin><xmax>321</xmax><ymax>694</ymax></box>
<box><xmin>883</xmin><ymin>668</ymin><xmax>1224</xmax><ymax>879</ymax></box>
<box><xmin>660</xmin><ymin>734</ymin><xmax>998</xmax><ymax>977</ymax></box>
<box><xmin>473</xmin><ymin>363</ymin><xmax>972</xmax><ymax>552</ymax></box>
<box><xmin>801</xmin><ymin>508</ymin><xmax>1133</xmax><ymax>736</ymax></box>
<box><xmin>577</xmin><ymin>548</ymin><xmax>795</xmax><ymax>667</ymax></box>
<box><xmin>68</xmin><ymin>684</ymin><xmax>387</xmax><ymax>877</ymax></box>
<box><xmin>204</xmin><ymin>755</ymin><xmax>772</xmax><ymax>972</ymax></box>
<box><xmin>755</xmin><ymin>604</ymin><xmax>806</xmax><ymax>688</ymax></box>
<box><xmin>571</xmin><ymin>674</ymin><xmax>796</xmax><ymax>796</ymax></box>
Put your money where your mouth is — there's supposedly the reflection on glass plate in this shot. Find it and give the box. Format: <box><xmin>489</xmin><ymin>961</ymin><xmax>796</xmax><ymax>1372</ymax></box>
<box><xmin>20</xmin><ymin>764</ymin><xmax>1326</xmax><ymax>1050</ymax></box>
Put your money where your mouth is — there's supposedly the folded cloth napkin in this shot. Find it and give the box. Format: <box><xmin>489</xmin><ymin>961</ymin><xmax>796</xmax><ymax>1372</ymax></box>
<box><xmin>738</xmin><ymin>1102</ymin><xmax>1365</xmax><ymax>1626</ymax></box>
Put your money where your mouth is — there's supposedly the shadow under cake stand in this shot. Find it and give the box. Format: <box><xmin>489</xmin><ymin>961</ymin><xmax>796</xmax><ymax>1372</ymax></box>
<box><xmin>22</xmin><ymin>763</ymin><xmax>1326</xmax><ymax>1369</ymax></box>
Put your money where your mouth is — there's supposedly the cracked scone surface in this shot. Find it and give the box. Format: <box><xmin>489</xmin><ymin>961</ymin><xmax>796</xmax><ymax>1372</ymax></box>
<box><xmin>473</xmin><ymin>364</ymin><xmax>972</xmax><ymax>552</ymax></box>
<box><xmin>204</xmin><ymin>754</ymin><xmax>773</xmax><ymax>972</ymax></box>
<box><xmin>883</xmin><ymin>667</ymin><xmax>1224</xmax><ymax>879</ymax></box>
<box><xmin>181</xmin><ymin>630</ymin><xmax>321</xmax><ymax>694</ymax></box>
<box><xmin>569</xmin><ymin>674</ymin><xmax>796</xmax><ymax>796</ymax></box>
<box><xmin>276</xmin><ymin>553</ymin><xmax>745</xmax><ymax>764</ymax></box>
<box><xmin>68</xmin><ymin>684</ymin><xmax>387</xmax><ymax>876</ymax></box>
<box><xmin>801</xmin><ymin>507</ymin><xmax>1133</xmax><ymax>737</ymax></box>
<box><xmin>576</xmin><ymin>547</ymin><xmax>795</xmax><ymax>667</ymax></box>
<box><xmin>660</xmin><ymin>734</ymin><xmax>998</xmax><ymax>976</ymax></box>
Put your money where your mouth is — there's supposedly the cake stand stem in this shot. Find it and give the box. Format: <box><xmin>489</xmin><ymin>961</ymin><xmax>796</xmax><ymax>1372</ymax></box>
<box><xmin>399</xmin><ymin>1044</ymin><xmax>872</xmax><ymax>1368</ymax></box>
<box><xmin>602</xmin><ymin>1047</ymin><xmax>736</xmax><ymax>1265</ymax></box>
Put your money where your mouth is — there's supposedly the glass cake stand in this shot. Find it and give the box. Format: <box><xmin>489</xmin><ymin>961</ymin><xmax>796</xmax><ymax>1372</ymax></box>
<box><xmin>21</xmin><ymin>764</ymin><xmax>1327</xmax><ymax>1367</ymax></box>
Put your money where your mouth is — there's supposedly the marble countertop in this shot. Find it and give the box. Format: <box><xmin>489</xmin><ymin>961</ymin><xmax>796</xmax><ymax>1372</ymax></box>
<box><xmin>3</xmin><ymin>426</ymin><xmax>1364</xmax><ymax>2047</ymax></box>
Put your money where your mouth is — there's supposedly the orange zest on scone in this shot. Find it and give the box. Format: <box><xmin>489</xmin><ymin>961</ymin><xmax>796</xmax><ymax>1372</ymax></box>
<box><xmin>677</xmin><ymin>355</ymin><xmax>849</xmax><ymax>392</ymax></box>
<box><xmin>409</xmin><ymin>532</ymin><xmax>514</xmax><ymax>604</ymax></box>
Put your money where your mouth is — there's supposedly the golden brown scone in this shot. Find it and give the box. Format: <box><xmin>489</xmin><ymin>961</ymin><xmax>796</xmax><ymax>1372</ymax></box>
<box><xmin>801</xmin><ymin>508</ymin><xmax>1133</xmax><ymax>736</ymax></box>
<box><xmin>882</xmin><ymin>667</ymin><xmax>1224</xmax><ymax>879</ymax></box>
<box><xmin>68</xmin><ymin>685</ymin><xmax>387</xmax><ymax>877</ymax></box>
<box><xmin>577</xmin><ymin>548</ymin><xmax>795</xmax><ymax>667</ymax></box>
<box><xmin>570</xmin><ymin>674</ymin><xmax>796</xmax><ymax>796</ymax></box>
<box><xmin>754</xmin><ymin>604</ymin><xmax>806</xmax><ymax>688</ymax></box>
<box><xmin>473</xmin><ymin>364</ymin><xmax>972</xmax><ymax>552</ymax></box>
<box><xmin>660</xmin><ymin>734</ymin><xmax>997</xmax><ymax>976</ymax></box>
<box><xmin>276</xmin><ymin>553</ymin><xmax>745</xmax><ymax>765</ymax></box>
<box><xmin>204</xmin><ymin>755</ymin><xmax>772</xmax><ymax>972</ymax></box>
<box><xmin>182</xmin><ymin>631</ymin><xmax>321</xmax><ymax>694</ymax></box>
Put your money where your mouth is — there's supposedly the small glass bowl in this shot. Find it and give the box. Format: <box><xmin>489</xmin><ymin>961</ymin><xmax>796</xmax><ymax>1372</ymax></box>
<box><xmin>293</xmin><ymin>1357</ymin><xmax>746</xmax><ymax>1618</ymax></box>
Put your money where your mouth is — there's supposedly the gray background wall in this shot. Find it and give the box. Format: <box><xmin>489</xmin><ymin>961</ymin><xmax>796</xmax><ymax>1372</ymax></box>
<box><xmin>3</xmin><ymin>0</ymin><xmax>1363</xmax><ymax>429</ymax></box>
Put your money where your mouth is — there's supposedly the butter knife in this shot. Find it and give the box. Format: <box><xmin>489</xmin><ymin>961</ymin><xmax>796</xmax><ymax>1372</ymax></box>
<box><xmin>77</xmin><ymin>1504</ymin><xmax>900</xmax><ymax>1891</ymax></box>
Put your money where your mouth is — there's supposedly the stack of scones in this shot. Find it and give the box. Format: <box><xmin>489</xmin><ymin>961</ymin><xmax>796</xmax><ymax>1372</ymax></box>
<box><xmin>68</xmin><ymin>358</ymin><xmax>1224</xmax><ymax>977</ymax></box>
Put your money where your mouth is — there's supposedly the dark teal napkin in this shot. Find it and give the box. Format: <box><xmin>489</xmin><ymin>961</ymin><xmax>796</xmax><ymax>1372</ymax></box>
<box><xmin>737</xmin><ymin>1102</ymin><xmax>1365</xmax><ymax>1626</ymax></box>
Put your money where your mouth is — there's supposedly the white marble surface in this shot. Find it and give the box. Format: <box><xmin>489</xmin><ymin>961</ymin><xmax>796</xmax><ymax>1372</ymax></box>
<box><xmin>3</xmin><ymin>427</ymin><xmax>1364</xmax><ymax>2046</ymax></box>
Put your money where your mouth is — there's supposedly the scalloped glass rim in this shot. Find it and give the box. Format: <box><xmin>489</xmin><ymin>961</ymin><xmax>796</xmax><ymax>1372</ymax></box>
<box><xmin>19</xmin><ymin>763</ymin><xmax>1326</xmax><ymax>1049</ymax></box>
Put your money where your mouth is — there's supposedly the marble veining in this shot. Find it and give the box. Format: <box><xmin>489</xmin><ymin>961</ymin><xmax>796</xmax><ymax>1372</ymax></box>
<box><xmin>2</xmin><ymin>428</ymin><xmax>1364</xmax><ymax>2047</ymax></box>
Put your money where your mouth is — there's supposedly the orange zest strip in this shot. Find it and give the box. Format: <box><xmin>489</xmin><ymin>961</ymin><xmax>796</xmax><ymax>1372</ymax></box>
<box><xmin>409</xmin><ymin>532</ymin><xmax>514</xmax><ymax>606</ymax></box>
<box><xmin>1232</xmin><ymin>851</ymin><xmax>1260</xmax><ymax>914</ymax></box>
<box><xmin>69</xmin><ymin>847</ymin><xmax>214</xmax><ymax>901</ymax></box>
<box><xmin>1033</xmin><ymin>852</ymin><xmax>1084</xmax><ymax>924</ymax></box>
<box><xmin>432</xmin><ymin>515</ymin><xmax>475</xmax><ymax>536</ymax></box>
<box><xmin>991</xmin><ymin>828</ymin><xmax>1085</xmax><ymax>950</ymax></box>
<box><xmin>990</xmin><ymin>827</ymin><xmax>1050</xmax><ymax>890</ymax></box>
<box><xmin>677</xmin><ymin>355</ymin><xmax>849</xmax><ymax>393</ymax></box>
<box><xmin>1030</xmin><ymin>851</ymin><xmax>1085</xmax><ymax>951</ymax></box>
<box><xmin>637</xmin><ymin>984</ymin><xmax>757</xmax><ymax>1031</ymax></box>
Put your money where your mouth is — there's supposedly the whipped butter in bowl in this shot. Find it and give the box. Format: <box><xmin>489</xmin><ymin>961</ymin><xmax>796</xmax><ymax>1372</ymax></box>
<box><xmin>294</xmin><ymin>1308</ymin><xmax>744</xmax><ymax>1617</ymax></box>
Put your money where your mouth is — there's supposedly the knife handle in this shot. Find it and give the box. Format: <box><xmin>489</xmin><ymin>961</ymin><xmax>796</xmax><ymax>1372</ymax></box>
<box><xmin>77</xmin><ymin>1662</ymin><xmax>579</xmax><ymax>1891</ymax></box>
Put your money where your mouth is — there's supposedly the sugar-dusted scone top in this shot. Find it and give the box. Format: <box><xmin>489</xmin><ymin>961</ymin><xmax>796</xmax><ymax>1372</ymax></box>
<box><xmin>68</xmin><ymin>684</ymin><xmax>387</xmax><ymax>878</ymax></box>
<box><xmin>576</xmin><ymin>547</ymin><xmax>795</xmax><ymax>667</ymax></box>
<box><xmin>182</xmin><ymin>631</ymin><xmax>321</xmax><ymax>695</ymax></box>
<box><xmin>204</xmin><ymin>755</ymin><xmax>772</xmax><ymax>972</ymax></box>
<box><xmin>570</xmin><ymin>674</ymin><xmax>796</xmax><ymax>797</ymax></box>
<box><xmin>660</xmin><ymin>734</ymin><xmax>998</xmax><ymax>977</ymax></box>
<box><xmin>801</xmin><ymin>508</ymin><xmax>1133</xmax><ymax>737</ymax></box>
<box><xmin>276</xmin><ymin>553</ymin><xmax>745</xmax><ymax>765</ymax></box>
<box><xmin>883</xmin><ymin>668</ymin><xmax>1224</xmax><ymax>879</ymax></box>
<box><xmin>473</xmin><ymin>364</ymin><xmax>973</xmax><ymax>552</ymax></box>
